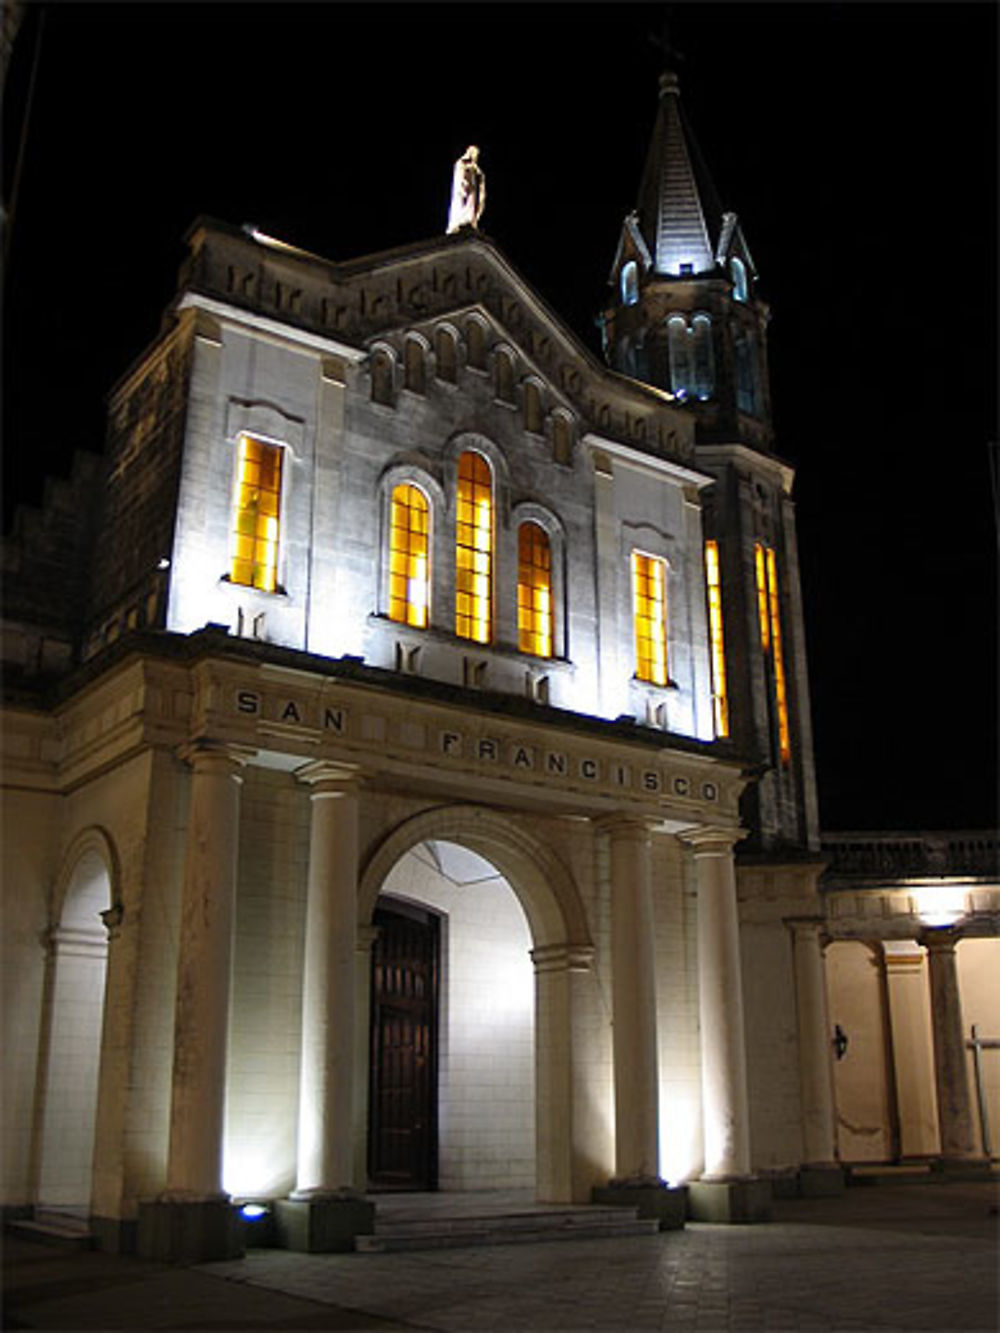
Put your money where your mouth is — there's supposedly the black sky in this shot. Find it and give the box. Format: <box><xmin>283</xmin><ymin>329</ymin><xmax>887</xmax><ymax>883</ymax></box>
<box><xmin>3</xmin><ymin>1</ymin><xmax>997</xmax><ymax>833</ymax></box>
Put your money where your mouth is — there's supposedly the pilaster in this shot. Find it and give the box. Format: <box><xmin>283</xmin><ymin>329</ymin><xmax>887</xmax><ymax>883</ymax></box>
<box><xmin>922</xmin><ymin>930</ymin><xmax>980</xmax><ymax>1163</ymax></box>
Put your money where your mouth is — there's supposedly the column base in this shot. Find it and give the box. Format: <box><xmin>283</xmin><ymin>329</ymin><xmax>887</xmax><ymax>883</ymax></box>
<box><xmin>91</xmin><ymin>1215</ymin><xmax>139</xmax><ymax>1254</ymax></box>
<box><xmin>136</xmin><ymin>1199</ymin><xmax>244</xmax><ymax>1263</ymax></box>
<box><xmin>930</xmin><ymin>1156</ymin><xmax>995</xmax><ymax>1179</ymax></box>
<box><xmin>687</xmin><ymin>1177</ymin><xmax>772</xmax><ymax>1223</ymax></box>
<box><xmin>592</xmin><ymin>1181</ymin><xmax>687</xmax><ymax>1230</ymax></box>
<box><xmin>797</xmin><ymin>1163</ymin><xmax>846</xmax><ymax>1197</ymax></box>
<box><xmin>274</xmin><ymin>1196</ymin><xmax>375</xmax><ymax>1252</ymax></box>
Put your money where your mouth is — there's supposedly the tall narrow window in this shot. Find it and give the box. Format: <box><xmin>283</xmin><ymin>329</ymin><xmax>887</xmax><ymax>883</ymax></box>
<box><xmin>495</xmin><ymin>349</ymin><xmax>514</xmax><ymax>402</ymax></box>
<box><xmin>466</xmin><ymin>319</ymin><xmax>486</xmax><ymax>370</ymax></box>
<box><xmin>631</xmin><ymin>551</ymin><xmax>668</xmax><ymax>686</ymax></box>
<box><xmin>730</xmin><ymin>256</ymin><xmax>748</xmax><ymax>303</ymax></box>
<box><xmin>404</xmin><ymin>338</ymin><xmax>425</xmax><ymax>394</ymax></box>
<box><xmin>230</xmin><ymin>434</ymin><xmax>282</xmax><ymax>592</ymax></box>
<box><xmin>667</xmin><ymin>315</ymin><xmax>693</xmax><ymax>396</ymax></box>
<box><xmin>523</xmin><ymin>381</ymin><xmax>543</xmax><ymax>434</ymax></box>
<box><xmin>371</xmin><ymin>349</ymin><xmax>394</xmax><ymax>405</ymax></box>
<box><xmin>621</xmin><ymin>260</ymin><xmax>639</xmax><ymax>306</ymax></box>
<box><xmin>388</xmin><ymin>484</ymin><xmax>429</xmax><ymax>628</ymax></box>
<box><xmin>435</xmin><ymin>327</ymin><xmax>457</xmax><ymax>382</ymax></box>
<box><xmin>755</xmin><ymin>542</ymin><xmax>791</xmax><ymax>764</ymax></box>
<box><xmin>692</xmin><ymin>315</ymin><xmax>715</xmax><ymax>400</ymax></box>
<box><xmin>704</xmin><ymin>540</ymin><xmax>729</xmax><ymax>737</ymax></box>
<box><xmin>517</xmin><ymin>522</ymin><xmax>552</xmax><ymax>658</ymax></box>
<box><xmin>455</xmin><ymin>451</ymin><xmax>492</xmax><ymax>643</ymax></box>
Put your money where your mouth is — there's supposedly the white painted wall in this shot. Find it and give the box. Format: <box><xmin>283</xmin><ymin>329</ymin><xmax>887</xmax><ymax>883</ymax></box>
<box><xmin>380</xmin><ymin>842</ymin><xmax>535</xmax><ymax>1190</ymax></box>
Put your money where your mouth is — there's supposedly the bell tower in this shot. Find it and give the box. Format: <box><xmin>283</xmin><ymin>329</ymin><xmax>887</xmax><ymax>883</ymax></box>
<box><xmin>602</xmin><ymin>57</ymin><xmax>820</xmax><ymax>853</ymax></box>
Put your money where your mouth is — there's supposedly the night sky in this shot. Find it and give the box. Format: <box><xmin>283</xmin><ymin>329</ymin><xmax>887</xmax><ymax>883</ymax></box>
<box><xmin>3</xmin><ymin>2</ymin><xmax>997</xmax><ymax>834</ymax></box>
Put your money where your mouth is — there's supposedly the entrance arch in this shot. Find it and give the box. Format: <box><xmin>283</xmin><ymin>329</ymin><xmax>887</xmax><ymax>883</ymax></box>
<box><xmin>359</xmin><ymin>806</ymin><xmax>597</xmax><ymax>1202</ymax></box>
<box><xmin>36</xmin><ymin>829</ymin><xmax>118</xmax><ymax>1210</ymax></box>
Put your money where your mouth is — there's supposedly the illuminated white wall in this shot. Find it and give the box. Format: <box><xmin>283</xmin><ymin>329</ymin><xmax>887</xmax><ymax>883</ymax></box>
<box><xmin>826</xmin><ymin>941</ymin><xmax>894</xmax><ymax>1161</ymax></box>
<box><xmin>164</xmin><ymin>297</ymin><xmax>715</xmax><ymax>742</ymax></box>
<box><xmin>958</xmin><ymin>939</ymin><xmax>1000</xmax><ymax>1158</ymax></box>
<box><xmin>380</xmin><ymin>841</ymin><xmax>536</xmax><ymax>1190</ymax></box>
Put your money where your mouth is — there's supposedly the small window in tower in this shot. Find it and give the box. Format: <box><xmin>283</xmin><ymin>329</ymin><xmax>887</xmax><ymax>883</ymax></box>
<box><xmin>230</xmin><ymin>434</ymin><xmax>282</xmax><ymax>593</ymax></box>
<box><xmin>517</xmin><ymin>522</ymin><xmax>552</xmax><ymax>659</ymax></box>
<box><xmin>704</xmin><ymin>540</ymin><xmax>729</xmax><ymax>737</ymax></box>
<box><xmin>371</xmin><ymin>349</ymin><xmax>394</xmax><ymax>405</ymax></box>
<box><xmin>388</xmin><ymin>484</ymin><xmax>430</xmax><ymax>628</ymax></box>
<box><xmin>552</xmin><ymin>414</ymin><xmax>573</xmax><ymax>465</ymax></box>
<box><xmin>730</xmin><ymin>257</ymin><xmax>748</xmax><ymax>303</ymax></box>
<box><xmin>754</xmin><ymin>542</ymin><xmax>791</xmax><ymax>765</ymax></box>
<box><xmin>621</xmin><ymin>261</ymin><xmax>639</xmax><ymax>306</ymax></box>
<box><xmin>692</xmin><ymin>315</ymin><xmax>715</xmax><ymax>401</ymax></box>
<box><xmin>631</xmin><ymin>551</ymin><xmax>668</xmax><ymax>687</ymax></box>
<box><xmin>404</xmin><ymin>338</ymin><xmax>425</xmax><ymax>394</ymax></box>
<box><xmin>734</xmin><ymin>329</ymin><xmax>758</xmax><ymax>415</ymax></box>
<box><xmin>524</xmin><ymin>381</ymin><xmax>543</xmax><ymax>434</ymax></box>
<box><xmin>667</xmin><ymin>316</ymin><xmax>692</xmax><ymax>398</ymax></box>
<box><xmin>455</xmin><ymin>451</ymin><xmax>493</xmax><ymax>644</ymax></box>
<box><xmin>435</xmin><ymin>327</ymin><xmax>457</xmax><ymax>383</ymax></box>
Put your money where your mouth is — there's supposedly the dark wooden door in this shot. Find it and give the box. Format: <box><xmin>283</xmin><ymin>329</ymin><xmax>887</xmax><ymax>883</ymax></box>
<box><xmin>368</xmin><ymin>900</ymin><xmax>440</xmax><ymax>1190</ymax></box>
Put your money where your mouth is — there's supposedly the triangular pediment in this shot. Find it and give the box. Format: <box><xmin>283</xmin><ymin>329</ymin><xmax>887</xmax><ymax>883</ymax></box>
<box><xmin>180</xmin><ymin>219</ymin><xmax>696</xmax><ymax>467</ymax></box>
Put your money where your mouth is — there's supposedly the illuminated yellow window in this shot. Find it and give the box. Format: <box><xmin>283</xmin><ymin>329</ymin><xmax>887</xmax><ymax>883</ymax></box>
<box><xmin>704</xmin><ymin>540</ymin><xmax>729</xmax><ymax>737</ymax></box>
<box><xmin>517</xmin><ymin>523</ymin><xmax>552</xmax><ymax>658</ymax></box>
<box><xmin>230</xmin><ymin>435</ymin><xmax>282</xmax><ymax>592</ymax></box>
<box><xmin>455</xmin><ymin>451</ymin><xmax>493</xmax><ymax>643</ymax></box>
<box><xmin>388</xmin><ymin>484</ymin><xmax>429</xmax><ymax>628</ymax></box>
<box><xmin>755</xmin><ymin>542</ymin><xmax>791</xmax><ymax>764</ymax></box>
<box><xmin>632</xmin><ymin>551</ymin><xmax>668</xmax><ymax>686</ymax></box>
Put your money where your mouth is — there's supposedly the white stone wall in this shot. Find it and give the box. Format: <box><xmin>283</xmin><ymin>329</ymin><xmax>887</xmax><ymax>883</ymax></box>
<box><xmin>380</xmin><ymin>844</ymin><xmax>535</xmax><ymax>1190</ymax></box>
<box><xmin>826</xmin><ymin>941</ymin><xmax>894</xmax><ymax>1161</ymax></box>
<box><xmin>958</xmin><ymin>938</ymin><xmax>1000</xmax><ymax>1157</ymax></box>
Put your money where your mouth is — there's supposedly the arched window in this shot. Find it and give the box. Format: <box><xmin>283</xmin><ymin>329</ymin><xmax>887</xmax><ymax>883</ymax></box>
<box><xmin>631</xmin><ymin>550</ymin><xmax>668</xmax><ymax>686</ymax></box>
<box><xmin>552</xmin><ymin>414</ymin><xmax>573</xmax><ymax>465</ymax></box>
<box><xmin>620</xmin><ymin>260</ymin><xmax>639</xmax><ymax>306</ymax></box>
<box><xmin>455</xmin><ymin>451</ymin><xmax>493</xmax><ymax>643</ymax></box>
<box><xmin>404</xmin><ymin>338</ymin><xmax>425</xmax><ymax>394</ymax></box>
<box><xmin>704</xmin><ymin>540</ymin><xmax>729</xmax><ymax>737</ymax></box>
<box><xmin>523</xmin><ymin>381</ymin><xmax>543</xmax><ymax>434</ymax></box>
<box><xmin>667</xmin><ymin>316</ymin><xmax>692</xmax><ymax>397</ymax></box>
<box><xmin>371</xmin><ymin>349</ymin><xmax>394</xmax><ymax>405</ymax></box>
<box><xmin>517</xmin><ymin>522</ymin><xmax>552</xmax><ymax>658</ymax></box>
<box><xmin>230</xmin><ymin>434</ymin><xmax>282</xmax><ymax>592</ymax></box>
<box><xmin>692</xmin><ymin>315</ymin><xmax>715</xmax><ymax>401</ymax></box>
<box><xmin>734</xmin><ymin>327</ymin><xmax>758</xmax><ymax>415</ymax></box>
<box><xmin>435</xmin><ymin>327</ymin><xmax>457</xmax><ymax>383</ymax></box>
<box><xmin>388</xmin><ymin>484</ymin><xmax>429</xmax><ymax>628</ymax></box>
<box><xmin>495</xmin><ymin>348</ymin><xmax>515</xmax><ymax>402</ymax></box>
<box><xmin>466</xmin><ymin>319</ymin><xmax>487</xmax><ymax>370</ymax></box>
<box><xmin>730</xmin><ymin>256</ymin><xmax>748</xmax><ymax>303</ymax></box>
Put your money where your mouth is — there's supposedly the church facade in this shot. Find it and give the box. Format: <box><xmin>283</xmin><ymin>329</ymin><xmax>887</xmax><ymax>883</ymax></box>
<box><xmin>3</xmin><ymin>66</ymin><xmax>996</xmax><ymax>1260</ymax></box>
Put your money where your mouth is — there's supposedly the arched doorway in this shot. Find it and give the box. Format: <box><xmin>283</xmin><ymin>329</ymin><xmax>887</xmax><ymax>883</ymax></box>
<box><xmin>359</xmin><ymin>805</ymin><xmax>597</xmax><ymax>1203</ymax></box>
<box><xmin>36</xmin><ymin>835</ymin><xmax>114</xmax><ymax>1210</ymax></box>
<box><xmin>371</xmin><ymin>841</ymin><xmax>535</xmax><ymax>1192</ymax></box>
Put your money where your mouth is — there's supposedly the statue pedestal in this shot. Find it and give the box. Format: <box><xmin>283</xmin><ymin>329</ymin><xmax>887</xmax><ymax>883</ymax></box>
<box><xmin>275</xmin><ymin>1195</ymin><xmax>375</xmax><ymax>1253</ymax></box>
<box><xmin>592</xmin><ymin>1181</ymin><xmax>687</xmax><ymax>1231</ymax></box>
<box><xmin>687</xmin><ymin>1177</ymin><xmax>772</xmax><ymax>1223</ymax></box>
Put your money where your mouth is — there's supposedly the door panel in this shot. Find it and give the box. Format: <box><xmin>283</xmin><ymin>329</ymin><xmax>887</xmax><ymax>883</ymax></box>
<box><xmin>368</xmin><ymin>900</ymin><xmax>440</xmax><ymax>1190</ymax></box>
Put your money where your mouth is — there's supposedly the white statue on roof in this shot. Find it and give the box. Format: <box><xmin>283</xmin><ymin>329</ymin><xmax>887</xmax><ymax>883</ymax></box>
<box><xmin>447</xmin><ymin>145</ymin><xmax>486</xmax><ymax>234</ymax></box>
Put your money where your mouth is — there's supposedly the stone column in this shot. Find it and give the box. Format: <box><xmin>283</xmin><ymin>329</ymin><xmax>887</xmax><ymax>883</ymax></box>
<box><xmin>138</xmin><ymin>742</ymin><xmax>250</xmax><ymax>1262</ymax></box>
<box><xmin>922</xmin><ymin>930</ymin><xmax>978</xmax><ymax>1161</ymax></box>
<box><xmin>789</xmin><ymin>919</ymin><xmax>843</xmax><ymax>1193</ymax></box>
<box><xmin>294</xmin><ymin>762</ymin><xmax>361</xmax><ymax>1196</ymax></box>
<box><xmin>276</xmin><ymin>762</ymin><xmax>374</xmax><ymax>1253</ymax></box>
<box><xmin>164</xmin><ymin>742</ymin><xmax>249</xmax><ymax>1200</ymax></box>
<box><xmin>602</xmin><ymin>816</ymin><xmax>661</xmax><ymax>1184</ymax></box>
<box><xmin>789</xmin><ymin>919</ymin><xmax>838</xmax><ymax>1164</ymax></box>
<box><xmin>681</xmin><ymin>827</ymin><xmax>751</xmax><ymax>1179</ymax></box>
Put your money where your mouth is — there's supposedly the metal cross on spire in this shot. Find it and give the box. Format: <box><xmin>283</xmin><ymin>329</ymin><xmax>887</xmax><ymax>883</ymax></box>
<box><xmin>648</xmin><ymin>11</ymin><xmax>685</xmax><ymax>71</ymax></box>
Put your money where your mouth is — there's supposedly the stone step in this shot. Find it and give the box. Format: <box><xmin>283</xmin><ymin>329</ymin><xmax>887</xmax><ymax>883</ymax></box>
<box><xmin>356</xmin><ymin>1208</ymin><xmax>660</xmax><ymax>1253</ymax></box>
<box><xmin>8</xmin><ymin>1213</ymin><xmax>95</xmax><ymax>1250</ymax></box>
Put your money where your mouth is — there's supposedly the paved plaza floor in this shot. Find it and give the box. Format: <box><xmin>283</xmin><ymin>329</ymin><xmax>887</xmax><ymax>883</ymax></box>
<box><xmin>3</xmin><ymin>1181</ymin><xmax>998</xmax><ymax>1331</ymax></box>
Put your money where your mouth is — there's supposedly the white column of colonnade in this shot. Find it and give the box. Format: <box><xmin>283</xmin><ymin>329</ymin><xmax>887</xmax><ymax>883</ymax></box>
<box><xmin>922</xmin><ymin>929</ymin><xmax>979</xmax><ymax>1161</ymax></box>
<box><xmin>680</xmin><ymin>826</ymin><xmax>752</xmax><ymax>1179</ymax></box>
<box><xmin>293</xmin><ymin>761</ymin><xmax>362</xmax><ymax>1196</ymax></box>
<box><xmin>163</xmin><ymin>742</ymin><xmax>250</xmax><ymax>1200</ymax></box>
<box><xmin>790</xmin><ymin>919</ymin><xmax>838</xmax><ymax>1166</ymax></box>
<box><xmin>602</xmin><ymin>816</ymin><xmax>662</xmax><ymax>1182</ymax></box>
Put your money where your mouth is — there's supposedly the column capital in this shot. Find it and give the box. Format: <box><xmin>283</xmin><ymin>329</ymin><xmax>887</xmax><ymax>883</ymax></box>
<box><xmin>177</xmin><ymin>739</ymin><xmax>255</xmax><ymax>776</ymax></box>
<box><xmin>921</xmin><ymin>926</ymin><xmax>962</xmax><ymax>954</ymax></box>
<box><xmin>295</xmin><ymin>760</ymin><xmax>361</xmax><ymax>794</ymax></box>
<box><xmin>592</xmin><ymin>813</ymin><xmax>656</xmax><ymax>841</ymax></box>
<box><xmin>531</xmin><ymin>941</ymin><xmax>595</xmax><ymax>974</ymax></box>
<box><xmin>784</xmin><ymin>915</ymin><xmax>828</xmax><ymax>943</ymax></box>
<box><xmin>677</xmin><ymin>824</ymin><xmax>747</xmax><ymax>855</ymax></box>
